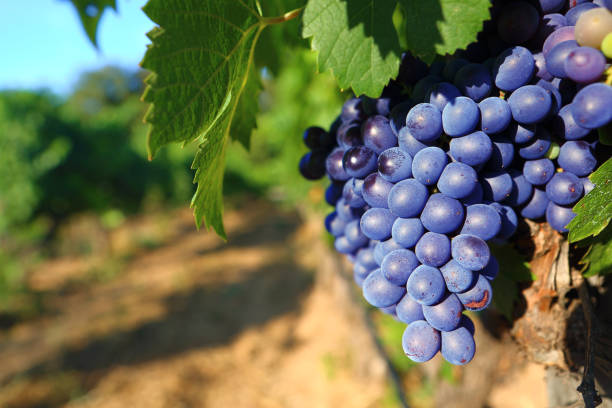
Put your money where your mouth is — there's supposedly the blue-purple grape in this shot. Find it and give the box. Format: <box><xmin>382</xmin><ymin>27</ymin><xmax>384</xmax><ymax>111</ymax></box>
<box><xmin>362</xmin><ymin>269</ymin><xmax>406</xmax><ymax>308</ymax></box>
<box><xmin>406</xmin><ymin>265</ymin><xmax>446</xmax><ymax>306</ymax></box>
<box><xmin>479</xmin><ymin>97</ymin><xmax>512</xmax><ymax>135</ymax></box>
<box><xmin>381</xmin><ymin>248</ymin><xmax>419</xmax><ymax>285</ymax></box>
<box><xmin>392</xmin><ymin>218</ymin><xmax>425</xmax><ymax>249</ymax></box>
<box><xmin>402</xmin><ymin>320</ymin><xmax>440</xmax><ymax>363</ymax></box>
<box><xmin>360</xmin><ymin>208</ymin><xmax>397</xmax><ymax>240</ymax></box>
<box><xmin>396</xmin><ymin>294</ymin><xmax>425</xmax><ymax>324</ymax></box>
<box><xmin>441</xmin><ymin>322</ymin><xmax>475</xmax><ymax>365</ymax></box>
<box><xmin>521</xmin><ymin>187</ymin><xmax>549</xmax><ymax>219</ymax></box>
<box><xmin>415</xmin><ymin>232</ymin><xmax>451</xmax><ymax>267</ymax></box>
<box><xmin>545</xmin><ymin>172</ymin><xmax>583</xmax><ymax>205</ymax></box>
<box><xmin>461</xmin><ymin>204</ymin><xmax>502</xmax><ymax>241</ymax></box>
<box><xmin>412</xmin><ymin>146</ymin><xmax>448</xmax><ymax>185</ymax></box>
<box><xmin>437</xmin><ymin>162</ymin><xmax>479</xmax><ymax>199</ymax></box>
<box><xmin>363</xmin><ymin>115</ymin><xmax>398</xmax><ymax>154</ymax></box>
<box><xmin>557</xmin><ymin>140</ymin><xmax>597</xmax><ymax>177</ymax></box>
<box><xmin>420</xmin><ymin>193</ymin><xmax>465</xmax><ymax>234</ymax></box>
<box><xmin>451</xmin><ymin>234</ymin><xmax>491</xmax><ymax>271</ymax></box>
<box><xmin>442</xmin><ymin>96</ymin><xmax>480</xmax><ymax>137</ymax></box>
<box><xmin>378</xmin><ymin>147</ymin><xmax>413</xmax><ymax>182</ymax></box>
<box><xmin>449</xmin><ymin>131</ymin><xmax>493</xmax><ymax>167</ymax></box>
<box><xmin>546</xmin><ymin>201</ymin><xmax>577</xmax><ymax>232</ymax></box>
<box><xmin>387</xmin><ymin>178</ymin><xmax>429</xmax><ymax>218</ymax></box>
<box><xmin>406</xmin><ymin>103</ymin><xmax>443</xmax><ymax>143</ymax></box>
<box><xmin>423</xmin><ymin>293</ymin><xmax>464</xmax><ymax>332</ymax></box>
<box><xmin>457</xmin><ymin>273</ymin><xmax>493</xmax><ymax>311</ymax></box>
<box><xmin>362</xmin><ymin>173</ymin><xmax>394</xmax><ymax>208</ymax></box>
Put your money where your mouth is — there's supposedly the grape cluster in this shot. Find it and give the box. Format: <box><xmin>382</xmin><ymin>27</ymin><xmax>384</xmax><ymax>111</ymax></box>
<box><xmin>299</xmin><ymin>0</ymin><xmax>612</xmax><ymax>366</ymax></box>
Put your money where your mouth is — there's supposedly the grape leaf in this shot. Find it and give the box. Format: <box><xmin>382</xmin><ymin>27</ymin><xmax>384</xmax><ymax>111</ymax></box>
<box><xmin>69</xmin><ymin>0</ymin><xmax>117</xmax><ymax>46</ymax></box>
<box><xmin>398</xmin><ymin>0</ymin><xmax>491</xmax><ymax>63</ymax></box>
<box><xmin>141</xmin><ymin>0</ymin><xmax>267</xmax><ymax>238</ymax></box>
<box><xmin>578</xmin><ymin>224</ymin><xmax>612</xmax><ymax>277</ymax></box>
<box><xmin>490</xmin><ymin>244</ymin><xmax>532</xmax><ymax>321</ymax></box>
<box><xmin>302</xmin><ymin>0</ymin><xmax>402</xmax><ymax>97</ymax></box>
<box><xmin>567</xmin><ymin>157</ymin><xmax>612</xmax><ymax>243</ymax></box>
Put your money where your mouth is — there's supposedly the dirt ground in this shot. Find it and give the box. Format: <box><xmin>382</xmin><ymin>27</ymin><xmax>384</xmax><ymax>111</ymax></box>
<box><xmin>0</xmin><ymin>201</ymin><xmax>549</xmax><ymax>407</ymax></box>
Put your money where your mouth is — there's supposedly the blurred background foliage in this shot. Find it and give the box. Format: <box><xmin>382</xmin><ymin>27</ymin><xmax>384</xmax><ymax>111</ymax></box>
<box><xmin>0</xmin><ymin>46</ymin><xmax>344</xmax><ymax>317</ymax></box>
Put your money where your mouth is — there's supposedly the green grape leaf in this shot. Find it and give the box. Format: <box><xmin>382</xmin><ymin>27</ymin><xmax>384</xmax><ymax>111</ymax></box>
<box><xmin>141</xmin><ymin>0</ymin><xmax>267</xmax><ymax>238</ymax></box>
<box><xmin>398</xmin><ymin>0</ymin><xmax>491</xmax><ymax>63</ymax></box>
<box><xmin>598</xmin><ymin>122</ymin><xmax>612</xmax><ymax>146</ymax></box>
<box><xmin>69</xmin><ymin>0</ymin><xmax>117</xmax><ymax>47</ymax></box>
<box><xmin>490</xmin><ymin>244</ymin><xmax>532</xmax><ymax>321</ymax></box>
<box><xmin>578</xmin><ymin>224</ymin><xmax>612</xmax><ymax>277</ymax></box>
<box><xmin>302</xmin><ymin>0</ymin><xmax>402</xmax><ymax>97</ymax></box>
<box><xmin>567</xmin><ymin>157</ymin><xmax>612</xmax><ymax>243</ymax></box>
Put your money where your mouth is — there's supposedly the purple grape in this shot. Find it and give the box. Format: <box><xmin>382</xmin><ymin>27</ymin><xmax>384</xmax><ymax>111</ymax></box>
<box><xmin>378</xmin><ymin>147</ymin><xmax>413</xmax><ymax>182</ymax></box>
<box><xmin>428</xmin><ymin>82</ymin><xmax>462</xmax><ymax>111</ymax></box>
<box><xmin>353</xmin><ymin>262</ymin><xmax>372</xmax><ymax>286</ymax></box>
<box><xmin>360</xmin><ymin>208</ymin><xmax>397</xmax><ymax>240</ymax></box>
<box><xmin>342</xmin><ymin>178</ymin><xmax>366</xmax><ymax>208</ymax></box>
<box><xmin>423</xmin><ymin>293</ymin><xmax>464</xmax><ymax>332</ymax></box>
<box><xmin>413</xmin><ymin>75</ymin><xmax>443</xmax><ymax>102</ymax></box>
<box><xmin>299</xmin><ymin>151</ymin><xmax>326</xmax><ymax>180</ymax></box>
<box><xmin>546</xmin><ymin>172</ymin><xmax>584</xmax><ymax>205</ymax></box>
<box><xmin>336</xmin><ymin>198</ymin><xmax>364</xmax><ymax>221</ymax></box>
<box><xmin>535</xmin><ymin>1</ymin><xmax>564</xmax><ymax>13</ymax></box>
<box><xmin>581</xmin><ymin>177</ymin><xmax>595</xmax><ymax>194</ymax></box>
<box><xmin>461</xmin><ymin>204</ymin><xmax>502</xmax><ymax>241</ymax></box>
<box><xmin>402</xmin><ymin>320</ymin><xmax>440</xmax><ymax>363</ymax></box>
<box><xmin>536</xmin><ymin>79</ymin><xmax>563</xmax><ymax>115</ymax></box>
<box><xmin>451</xmin><ymin>234</ymin><xmax>491</xmax><ymax>271</ymax></box>
<box><xmin>505</xmin><ymin>170</ymin><xmax>534</xmax><ymax>207</ymax></box>
<box><xmin>373</xmin><ymin>238</ymin><xmax>404</xmax><ymax>266</ymax></box>
<box><xmin>462</xmin><ymin>182</ymin><xmax>484</xmax><ymax>206</ymax></box>
<box><xmin>406</xmin><ymin>265</ymin><xmax>446</xmax><ymax>306</ymax></box>
<box><xmin>344</xmin><ymin>219</ymin><xmax>369</xmax><ymax>247</ymax></box>
<box><xmin>363</xmin><ymin>115</ymin><xmax>397</xmax><ymax>154</ymax></box>
<box><xmin>479</xmin><ymin>97</ymin><xmax>512</xmax><ymax>135</ymax></box>
<box><xmin>381</xmin><ymin>248</ymin><xmax>419</xmax><ymax>285</ymax></box>
<box><xmin>491</xmin><ymin>203</ymin><xmax>518</xmax><ymax>240</ymax></box>
<box><xmin>566</xmin><ymin>2</ymin><xmax>599</xmax><ymax>25</ymax></box>
<box><xmin>442</xmin><ymin>96</ymin><xmax>481</xmax><ymax>137</ymax></box>
<box><xmin>534</xmin><ymin>52</ymin><xmax>553</xmax><ymax>81</ymax></box>
<box><xmin>412</xmin><ymin>146</ymin><xmax>448</xmax><ymax>185</ymax></box>
<box><xmin>518</xmin><ymin>129</ymin><xmax>552</xmax><ymax>159</ymax></box>
<box><xmin>481</xmin><ymin>256</ymin><xmax>499</xmax><ymax>280</ymax></box>
<box><xmin>486</xmin><ymin>135</ymin><xmax>515</xmax><ymax>171</ymax></box>
<box><xmin>420</xmin><ymin>193</ymin><xmax>465</xmax><ymax>234</ymax></box>
<box><xmin>508</xmin><ymin>85</ymin><xmax>552</xmax><ymax>124</ymax></box>
<box><xmin>406</xmin><ymin>103</ymin><xmax>443</xmax><ymax>143</ymax></box>
<box><xmin>552</xmin><ymin>104</ymin><xmax>591</xmax><ymax>140</ymax></box>
<box><xmin>457</xmin><ymin>273</ymin><xmax>493</xmax><ymax>311</ymax></box>
<box><xmin>481</xmin><ymin>171</ymin><xmax>513</xmax><ymax>202</ymax></box>
<box><xmin>337</xmin><ymin>122</ymin><xmax>362</xmax><ymax>148</ymax></box>
<box><xmin>356</xmin><ymin>247</ymin><xmax>378</xmax><ymax>270</ymax></box>
<box><xmin>325</xmin><ymin>181</ymin><xmax>344</xmax><ymax>206</ymax></box>
<box><xmin>415</xmin><ymin>232</ymin><xmax>451</xmax><ymax>267</ymax></box>
<box><xmin>362</xmin><ymin>173</ymin><xmax>394</xmax><ymax>208</ymax></box>
<box><xmin>341</xmin><ymin>97</ymin><xmax>365</xmax><ymax>122</ymax></box>
<box><xmin>523</xmin><ymin>158</ymin><xmax>555</xmax><ymax>185</ymax></box>
<box><xmin>545</xmin><ymin>40</ymin><xmax>579</xmax><ymax>78</ymax></box>
<box><xmin>335</xmin><ymin>235</ymin><xmax>363</xmax><ymax>254</ymax></box>
<box><xmin>343</xmin><ymin>146</ymin><xmax>377</xmax><ymax>178</ymax></box>
<box><xmin>506</xmin><ymin>122</ymin><xmax>537</xmax><ymax>144</ymax></box>
<box><xmin>543</xmin><ymin>26</ymin><xmax>575</xmax><ymax>57</ymax></box>
<box><xmin>303</xmin><ymin>126</ymin><xmax>326</xmax><ymax>149</ymax></box>
<box><xmin>398</xmin><ymin>127</ymin><xmax>433</xmax><ymax>157</ymax></box>
<box><xmin>564</xmin><ymin>46</ymin><xmax>606</xmax><ymax>84</ymax></box>
<box><xmin>437</xmin><ymin>162</ymin><xmax>479</xmax><ymax>199</ymax></box>
<box><xmin>454</xmin><ymin>63</ymin><xmax>492</xmax><ymax>102</ymax></box>
<box><xmin>521</xmin><ymin>187</ymin><xmax>549</xmax><ymax>219</ymax></box>
<box><xmin>442</xmin><ymin>58</ymin><xmax>469</xmax><ymax>82</ymax></box>
<box><xmin>557</xmin><ymin>141</ymin><xmax>597</xmax><ymax>177</ymax></box>
<box><xmin>326</xmin><ymin>147</ymin><xmax>350</xmax><ymax>181</ymax></box>
<box><xmin>546</xmin><ymin>201</ymin><xmax>577</xmax><ymax>232</ymax></box>
<box><xmin>441</xmin><ymin>322</ymin><xmax>475</xmax><ymax>365</ymax></box>
<box><xmin>493</xmin><ymin>46</ymin><xmax>535</xmax><ymax>91</ymax></box>
<box><xmin>497</xmin><ymin>1</ymin><xmax>540</xmax><ymax>44</ymax></box>
<box><xmin>362</xmin><ymin>269</ymin><xmax>406</xmax><ymax>308</ymax></box>
<box><xmin>571</xmin><ymin>83</ymin><xmax>612</xmax><ymax>129</ymax></box>
<box><xmin>440</xmin><ymin>259</ymin><xmax>477</xmax><ymax>293</ymax></box>
<box><xmin>325</xmin><ymin>211</ymin><xmax>347</xmax><ymax>237</ymax></box>
<box><xmin>396</xmin><ymin>294</ymin><xmax>425</xmax><ymax>324</ymax></box>
<box><xmin>392</xmin><ymin>217</ymin><xmax>425</xmax><ymax>248</ymax></box>
<box><xmin>449</xmin><ymin>131</ymin><xmax>493</xmax><ymax>167</ymax></box>
<box><xmin>389</xmin><ymin>101</ymin><xmax>414</xmax><ymax>136</ymax></box>
<box><xmin>387</xmin><ymin>178</ymin><xmax>429</xmax><ymax>218</ymax></box>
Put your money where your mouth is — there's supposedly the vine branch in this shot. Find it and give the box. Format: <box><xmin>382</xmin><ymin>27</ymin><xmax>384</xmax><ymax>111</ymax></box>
<box><xmin>577</xmin><ymin>279</ymin><xmax>603</xmax><ymax>408</ymax></box>
<box><xmin>262</xmin><ymin>7</ymin><xmax>303</xmax><ymax>25</ymax></box>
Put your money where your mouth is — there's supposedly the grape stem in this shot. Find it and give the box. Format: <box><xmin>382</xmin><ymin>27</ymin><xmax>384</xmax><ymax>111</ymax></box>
<box><xmin>262</xmin><ymin>7</ymin><xmax>304</xmax><ymax>25</ymax></box>
<box><xmin>577</xmin><ymin>280</ymin><xmax>603</xmax><ymax>408</ymax></box>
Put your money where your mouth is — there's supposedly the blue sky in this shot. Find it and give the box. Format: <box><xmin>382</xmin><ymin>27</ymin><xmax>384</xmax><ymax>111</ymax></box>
<box><xmin>0</xmin><ymin>0</ymin><xmax>153</xmax><ymax>95</ymax></box>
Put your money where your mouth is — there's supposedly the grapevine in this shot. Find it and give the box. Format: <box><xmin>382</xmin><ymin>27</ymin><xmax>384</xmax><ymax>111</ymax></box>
<box><xmin>299</xmin><ymin>0</ymin><xmax>612</xmax><ymax>374</ymax></box>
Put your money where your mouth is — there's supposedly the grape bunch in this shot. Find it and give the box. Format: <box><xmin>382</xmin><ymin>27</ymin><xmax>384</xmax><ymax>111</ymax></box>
<box><xmin>299</xmin><ymin>0</ymin><xmax>612</xmax><ymax>366</ymax></box>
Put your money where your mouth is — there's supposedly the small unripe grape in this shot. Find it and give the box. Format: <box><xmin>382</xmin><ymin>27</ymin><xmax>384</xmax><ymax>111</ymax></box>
<box><xmin>575</xmin><ymin>8</ymin><xmax>612</xmax><ymax>49</ymax></box>
<box><xmin>602</xmin><ymin>32</ymin><xmax>612</xmax><ymax>58</ymax></box>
